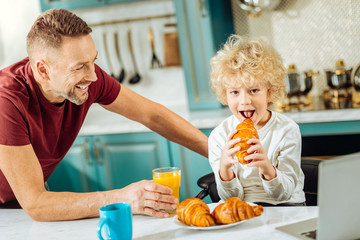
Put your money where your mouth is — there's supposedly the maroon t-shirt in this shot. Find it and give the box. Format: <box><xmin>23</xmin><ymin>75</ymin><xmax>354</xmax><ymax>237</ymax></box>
<box><xmin>0</xmin><ymin>58</ymin><xmax>121</xmax><ymax>204</ymax></box>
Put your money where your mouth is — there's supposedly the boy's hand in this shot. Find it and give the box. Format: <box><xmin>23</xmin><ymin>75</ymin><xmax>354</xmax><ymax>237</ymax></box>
<box><xmin>244</xmin><ymin>139</ymin><xmax>276</xmax><ymax>181</ymax></box>
<box><xmin>219</xmin><ymin>130</ymin><xmax>240</xmax><ymax>181</ymax></box>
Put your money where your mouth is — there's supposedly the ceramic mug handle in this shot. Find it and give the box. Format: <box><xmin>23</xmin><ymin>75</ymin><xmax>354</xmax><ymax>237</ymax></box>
<box><xmin>96</xmin><ymin>217</ymin><xmax>107</xmax><ymax>240</ymax></box>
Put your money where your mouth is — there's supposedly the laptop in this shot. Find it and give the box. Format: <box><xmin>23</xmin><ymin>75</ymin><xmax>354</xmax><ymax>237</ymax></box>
<box><xmin>276</xmin><ymin>152</ymin><xmax>360</xmax><ymax>240</ymax></box>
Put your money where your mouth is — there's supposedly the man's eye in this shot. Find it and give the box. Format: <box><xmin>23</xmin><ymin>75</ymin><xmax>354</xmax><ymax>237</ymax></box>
<box><xmin>75</xmin><ymin>65</ymin><xmax>84</xmax><ymax>71</ymax></box>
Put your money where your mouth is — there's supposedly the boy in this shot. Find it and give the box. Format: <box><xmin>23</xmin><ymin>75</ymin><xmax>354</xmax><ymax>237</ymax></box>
<box><xmin>209</xmin><ymin>35</ymin><xmax>305</xmax><ymax>205</ymax></box>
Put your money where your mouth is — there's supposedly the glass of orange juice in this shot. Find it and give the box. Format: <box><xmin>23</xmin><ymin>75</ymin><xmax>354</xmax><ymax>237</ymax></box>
<box><xmin>152</xmin><ymin>167</ymin><xmax>181</xmax><ymax>212</ymax></box>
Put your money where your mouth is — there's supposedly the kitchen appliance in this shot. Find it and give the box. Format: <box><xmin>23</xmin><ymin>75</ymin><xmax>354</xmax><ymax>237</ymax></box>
<box><xmin>237</xmin><ymin>0</ymin><xmax>281</xmax><ymax>17</ymax></box>
<box><xmin>324</xmin><ymin>59</ymin><xmax>352</xmax><ymax>104</ymax></box>
<box><xmin>276</xmin><ymin>64</ymin><xmax>318</xmax><ymax>112</ymax></box>
<box><xmin>351</xmin><ymin>62</ymin><xmax>360</xmax><ymax>105</ymax></box>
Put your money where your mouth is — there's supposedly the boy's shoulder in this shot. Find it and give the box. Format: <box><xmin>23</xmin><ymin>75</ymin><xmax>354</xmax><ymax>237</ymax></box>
<box><xmin>210</xmin><ymin>115</ymin><xmax>238</xmax><ymax>137</ymax></box>
<box><xmin>271</xmin><ymin>111</ymin><xmax>298</xmax><ymax>127</ymax></box>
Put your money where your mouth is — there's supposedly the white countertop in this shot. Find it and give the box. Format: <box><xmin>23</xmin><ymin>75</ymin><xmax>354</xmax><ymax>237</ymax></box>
<box><xmin>79</xmin><ymin>103</ymin><xmax>360</xmax><ymax>136</ymax></box>
<box><xmin>1</xmin><ymin>205</ymin><xmax>318</xmax><ymax>240</ymax></box>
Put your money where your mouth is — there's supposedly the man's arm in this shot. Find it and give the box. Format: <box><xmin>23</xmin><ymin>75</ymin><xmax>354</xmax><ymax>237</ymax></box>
<box><xmin>0</xmin><ymin>144</ymin><xmax>178</xmax><ymax>221</ymax></box>
<box><xmin>101</xmin><ymin>85</ymin><xmax>208</xmax><ymax>158</ymax></box>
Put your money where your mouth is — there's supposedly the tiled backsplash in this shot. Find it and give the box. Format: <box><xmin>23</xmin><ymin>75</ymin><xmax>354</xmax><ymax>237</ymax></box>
<box><xmin>231</xmin><ymin>0</ymin><xmax>360</xmax><ymax>97</ymax></box>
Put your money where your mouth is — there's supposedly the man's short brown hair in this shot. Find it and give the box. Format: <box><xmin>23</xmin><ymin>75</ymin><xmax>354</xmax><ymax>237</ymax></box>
<box><xmin>26</xmin><ymin>8</ymin><xmax>92</xmax><ymax>61</ymax></box>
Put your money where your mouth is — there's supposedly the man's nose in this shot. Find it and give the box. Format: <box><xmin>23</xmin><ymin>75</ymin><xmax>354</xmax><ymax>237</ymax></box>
<box><xmin>86</xmin><ymin>64</ymin><xmax>97</xmax><ymax>82</ymax></box>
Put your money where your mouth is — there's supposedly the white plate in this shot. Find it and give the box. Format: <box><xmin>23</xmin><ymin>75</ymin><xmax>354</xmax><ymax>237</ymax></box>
<box><xmin>173</xmin><ymin>215</ymin><xmax>248</xmax><ymax>230</ymax></box>
<box><xmin>173</xmin><ymin>202</ymin><xmax>258</xmax><ymax>230</ymax></box>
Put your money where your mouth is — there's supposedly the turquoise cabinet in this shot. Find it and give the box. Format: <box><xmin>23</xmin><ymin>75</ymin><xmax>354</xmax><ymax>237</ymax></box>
<box><xmin>47</xmin><ymin>132</ymin><xmax>171</xmax><ymax>194</ymax></box>
<box><xmin>169</xmin><ymin>129</ymin><xmax>213</xmax><ymax>203</ymax></box>
<box><xmin>47</xmin><ymin>136</ymin><xmax>97</xmax><ymax>192</ymax></box>
<box><xmin>40</xmin><ymin>0</ymin><xmax>105</xmax><ymax>11</ymax></box>
<box><xmin>47</xmin><ymin>130</ymin><xmax>212</xmax><ymax>202</ymax></box>
<box><xmin>93</xmin><ymin>133</ymin><xmax>171</xmax><ymax>191</ymax></box>
<box><xmin>174</xmin><ymin>0</ymin><xmax>234</xmax><ymax>110</ymax></box>
<box><xmin>39</xmin><ymin>0</ymin><xmax>146</xmax><ymax>11</ymax></box>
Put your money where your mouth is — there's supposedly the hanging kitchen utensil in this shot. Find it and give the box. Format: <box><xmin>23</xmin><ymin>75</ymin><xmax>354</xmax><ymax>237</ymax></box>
<box><xmin>148</xmin><ymin>27</ymin><xmax>162</xmax><ymax>68</ymax></box>
<box><xmin>127</xmin><ymin>30</ymin><xmax>141</xmax><ymax>84</ymax></box>
<box><xmin>114</xmin><ymin>32</ymin><xmax>125</xmax><ymax>83</ymax></box>
<box><xmin>102</xmin><ymin>32</ymin><xmax>117</xmax><ymax>81</ymax></box>
<box><xmin>163</xmin><ymin>23</ymin><xmax>181</xmax><ymax>67</ymax></box>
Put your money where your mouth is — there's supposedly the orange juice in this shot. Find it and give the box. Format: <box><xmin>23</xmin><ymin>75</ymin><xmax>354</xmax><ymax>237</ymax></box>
<box><xmin>152</xmin><ymin>167</ymin><xmax>181</xmax><ymax>210</ymax></box>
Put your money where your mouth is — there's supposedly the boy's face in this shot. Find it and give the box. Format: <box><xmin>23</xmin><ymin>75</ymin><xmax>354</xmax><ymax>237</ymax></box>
<box><xmin>226</xmin><ymin>79</ymin><xmax>271</xmax><ymax>129</ymax></box>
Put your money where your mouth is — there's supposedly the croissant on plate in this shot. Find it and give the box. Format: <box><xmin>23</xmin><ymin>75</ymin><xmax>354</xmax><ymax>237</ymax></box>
<box><xmin>176</xmin><ymin>198</ymin><xmax>215</xmax><ymax>227</ymax></box>
<box><xmin>212</xmin><ymin>197</ymin><xmax>263</xmax><ymax>225</ymax></box>
<box><xmin>232</xmin><ymin>118</ymin><xmax>259</xmax><ymax>164</ymax></box>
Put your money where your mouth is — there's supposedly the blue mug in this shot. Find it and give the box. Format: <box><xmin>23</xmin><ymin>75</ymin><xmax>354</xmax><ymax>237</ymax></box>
<box><xmin>97</xmin><ymin>202</ymin><xmax>132</xmax><ymax>240</ymax></box>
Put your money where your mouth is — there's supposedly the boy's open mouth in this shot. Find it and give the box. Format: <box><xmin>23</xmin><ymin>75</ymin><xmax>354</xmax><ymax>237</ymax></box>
<box><xmin>240</xmin><ymin>110</ymin><xmax>255</xmax><ymax>119</ymax></box>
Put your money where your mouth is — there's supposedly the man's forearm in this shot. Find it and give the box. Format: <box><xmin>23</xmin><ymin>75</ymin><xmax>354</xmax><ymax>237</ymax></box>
<box><xmin>25</xmin><ymin>190</ymin><xmax>116</xmax><ymax>221</ymax></box>
<box><xmin>145</xmin><ymin>105</ymin><xmax>208</xmax><ymax>158</ymax></box>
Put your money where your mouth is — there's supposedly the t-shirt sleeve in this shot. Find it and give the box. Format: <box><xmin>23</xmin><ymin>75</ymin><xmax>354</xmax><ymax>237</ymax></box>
<box><xmin>0</xmin><ymin>97</ymin><xmax>30</xmax><ymax>146</ymax></box>
<box><xmin>91</xmin><ymin>64</ymin><xmax>121</xmax><ymax>105</ymax></box>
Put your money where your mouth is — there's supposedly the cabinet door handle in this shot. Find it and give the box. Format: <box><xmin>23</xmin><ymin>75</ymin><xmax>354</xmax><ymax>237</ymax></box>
<box><xmin>93</xmin><ymin>138</ymin><xmax>104</xmax><ymax>165</ymax></box>
<box><xmin>83</xmin><ymin>143</ymin><xmax>92</xmax><ymax>166</ymax></box>
<box><xmin>198</xmin><ymin>0</ymin><xmax>208</xmax><ymax>17</ymax></box>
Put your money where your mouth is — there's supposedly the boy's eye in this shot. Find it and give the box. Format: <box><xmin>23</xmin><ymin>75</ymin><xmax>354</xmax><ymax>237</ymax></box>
<box><xmin>230</xmin><ymin>90</ymin><xmax>238</xmax><ymax>95</ymax></box>
<box><xmin>250</xmin><ymin>89</ymin><xmax>259</xmax><ymax>94</ymax></box>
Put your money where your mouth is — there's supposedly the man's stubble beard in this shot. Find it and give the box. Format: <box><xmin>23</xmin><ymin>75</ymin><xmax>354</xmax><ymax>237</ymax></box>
<box><xmin>61</xmin><ymin>88</ymin><xmax>89</xmax><ymax>105</ymax></box>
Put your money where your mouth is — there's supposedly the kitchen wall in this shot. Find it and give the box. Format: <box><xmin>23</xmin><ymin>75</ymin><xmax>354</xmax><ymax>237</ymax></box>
<box><xmin>0</xmin><ymin>0</ymin><xmax>188</xmax><ymax>114</ymax></box>
<box><xmin>0</xmin><ymin>0</ymin><xmax>41</xmax><ymax>68</ymax></box>
<box><xmin>231</xmin><ymin>0</ymin><xmax>360</xmax><ymax>97</ymax></box>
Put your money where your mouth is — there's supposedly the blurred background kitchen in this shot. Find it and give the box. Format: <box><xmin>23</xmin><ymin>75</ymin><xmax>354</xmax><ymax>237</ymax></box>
<box><xmin>1</xmin><ymin>0</ymin><xmax>359</xmax><ymax>203</ymax></box>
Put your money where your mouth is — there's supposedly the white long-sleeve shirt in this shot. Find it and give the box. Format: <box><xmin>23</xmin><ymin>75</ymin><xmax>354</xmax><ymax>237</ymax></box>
<box><xmin>209</xmin><ymin>111</ymin><xmax>305</xmax><ymax>204</ymax></box>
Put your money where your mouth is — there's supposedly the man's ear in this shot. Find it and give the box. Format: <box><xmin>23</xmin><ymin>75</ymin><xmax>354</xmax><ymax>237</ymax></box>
<box><xmin>34</xmin><ymin>59</ymin><xmax>50</xmax><ymax>80</ymax></box>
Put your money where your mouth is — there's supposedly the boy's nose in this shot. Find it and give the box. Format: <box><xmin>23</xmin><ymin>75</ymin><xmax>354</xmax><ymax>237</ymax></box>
<box><xmin>239</xmin><ymin>93</ymin><xmax>251</xmax><ymax>105</ymax></box>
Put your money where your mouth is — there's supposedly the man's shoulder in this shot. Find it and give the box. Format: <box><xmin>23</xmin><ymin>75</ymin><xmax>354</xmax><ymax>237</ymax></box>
<box><xmin>0</xmin><ymin>58</ymin><xmax>32</xmax><ymax>106</ymax></box>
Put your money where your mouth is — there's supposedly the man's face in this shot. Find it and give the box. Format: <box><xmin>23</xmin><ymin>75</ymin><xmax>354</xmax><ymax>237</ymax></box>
<box><xmin>46</xmin><ymin>34</ymin><xmax>98</xmax><ymax>105</ymax></box>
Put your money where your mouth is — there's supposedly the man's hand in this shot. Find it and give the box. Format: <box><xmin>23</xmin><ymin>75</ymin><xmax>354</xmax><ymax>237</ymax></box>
<box><xmin>120</xmin><ymin>180</ymin><xmax>178</xmax><ymax>218</ymax></box>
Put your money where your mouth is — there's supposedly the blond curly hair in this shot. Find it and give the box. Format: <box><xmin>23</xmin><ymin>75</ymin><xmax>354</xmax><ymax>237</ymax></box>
<box><xmin>210</xmin><ymin>35</ymin><xmax>286</xmax><ymax>106</ymax></box>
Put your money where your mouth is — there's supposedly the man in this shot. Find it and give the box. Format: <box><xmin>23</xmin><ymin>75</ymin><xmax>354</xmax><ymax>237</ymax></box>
<box><xmin>0</xmin><ymin>9</ymin><xmax>208</xmax><ymax>221</ymax></box>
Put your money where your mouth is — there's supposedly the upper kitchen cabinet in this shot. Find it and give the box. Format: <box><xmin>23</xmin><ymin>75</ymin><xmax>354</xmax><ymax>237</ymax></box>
<box><xmin>39</xmin><ymin>0</ymin><xmax>146</xmax><ymax>11</ymax></box>
<box><xmin>174</xmin><ymin>0</ymin><xmax>234</xmax><ymax>110</ymax></box>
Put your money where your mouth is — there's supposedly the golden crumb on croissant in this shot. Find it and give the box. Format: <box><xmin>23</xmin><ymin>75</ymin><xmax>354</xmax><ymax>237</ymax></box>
<box><xmin>176</xmin><ymin>198</ymin><xmax>215</xmax><ymax>227</ymax></box>
<box><xmin>232</xmin><ymin>118</ymin><xmax>259</xmax><ymax>164</ymax></box>
<box><xmin>211</xmin><ymin>197</ymin><xmax>263</xmax><ymax>225</ymax></box>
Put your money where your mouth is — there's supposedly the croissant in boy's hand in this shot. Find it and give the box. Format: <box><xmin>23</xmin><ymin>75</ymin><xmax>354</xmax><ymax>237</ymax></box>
<box><xmin>212</xmin><ymin>197</ymin><xmax>264</xmax><ymax>224</ymax></box>
<box><xmin>176</xmin><ymin>198</ymin><xmax>215</xmax><ymax>227</ymax></box>
<box><xmin>232</xmin><ymin>118</ymin><xmax>259</xmax><ymax>164</ymax></box>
